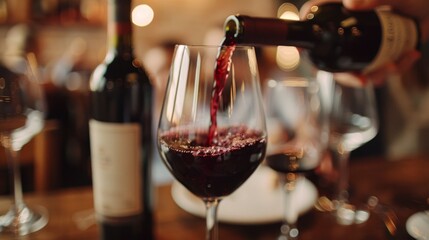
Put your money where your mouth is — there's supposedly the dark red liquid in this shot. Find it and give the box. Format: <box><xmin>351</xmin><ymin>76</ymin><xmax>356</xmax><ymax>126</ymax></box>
<box><xmin>159</xmin><ymin>126</ymin><xmax>266</xmax><ymax>199</ymax></box>
<box><xmin>208</xmin><ymin>44</ymin><xmax>235</xmax><ymax>145</ymax></box>
<box><xmin>265</xmin><ymin>152</ymin><xmax>319</xmax><ymax>174</ymax></box>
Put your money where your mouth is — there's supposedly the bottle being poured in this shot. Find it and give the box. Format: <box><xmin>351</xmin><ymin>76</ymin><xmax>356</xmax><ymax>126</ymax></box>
<box><xmin>222</xmin><ymin>2</ymin><xmax>420</xmax><ymax>74</ymax></box>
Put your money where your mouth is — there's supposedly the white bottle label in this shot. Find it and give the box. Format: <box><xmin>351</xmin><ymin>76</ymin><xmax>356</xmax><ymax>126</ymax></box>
<box><xmin>364</xmin><ymin>9</ymin><xmax>419</xmax><ymax>73</ymax></box>
<box><xmin>89</xmin><ymin>119</ymin><xmax>142</xmax><ymax>217</ymax></box>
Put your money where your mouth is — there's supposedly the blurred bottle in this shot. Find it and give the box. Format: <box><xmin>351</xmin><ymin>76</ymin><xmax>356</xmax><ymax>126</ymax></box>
<box><xmin>88</xmin><ymin>0</ymin><xmax>154</xmax><ymax>239</ymax></box>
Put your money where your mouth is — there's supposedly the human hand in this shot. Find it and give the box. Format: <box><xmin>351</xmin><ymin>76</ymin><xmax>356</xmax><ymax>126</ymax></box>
<box><xmin>300</xmin><ymin>0</ymin><xmax>427</xmax><ymax>86</ymax></box>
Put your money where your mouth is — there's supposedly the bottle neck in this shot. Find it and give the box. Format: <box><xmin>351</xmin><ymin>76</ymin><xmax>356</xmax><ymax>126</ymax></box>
<box><xmin>107</xmin><ymin>0</ymin><xmax>133</xmax><ymax>55</ymax></box>
<box><xmin>224</xmin><ymin>15</ymin><xmax>315</xmax><ymax>49</ymax></box>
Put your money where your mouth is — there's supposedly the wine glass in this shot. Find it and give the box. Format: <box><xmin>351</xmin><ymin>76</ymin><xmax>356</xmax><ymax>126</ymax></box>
<box><xmin>0</xmin><ymin>53</ymin><xmax>48</xmax><ymax>235</ymax></box>
<box><xmin>264</xmin><ymin>77</ymin><xmax>325</xmax><ymax>239</ymax></box>
<box><xmin>319</xmin><ymin>78</ymin><xmax>378</xmax><ymax>225</ymax></box>
<box><xmin>157</xmin><ymin>45</ymin><xmax>267</xmax><ymax>240</ymax></box>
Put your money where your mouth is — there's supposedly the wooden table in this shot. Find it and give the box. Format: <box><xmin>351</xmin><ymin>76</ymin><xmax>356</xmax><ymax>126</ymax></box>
<box><xmin>1</xmin><ymin>155</ymin><xmax>428</xmax><ymax>240</ymax></box>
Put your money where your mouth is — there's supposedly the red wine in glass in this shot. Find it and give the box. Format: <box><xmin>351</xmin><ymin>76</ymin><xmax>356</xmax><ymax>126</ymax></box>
<box><xmin>159</xmin><ymin>126</ymin><xmax>266</xmax><ymax>199</ymax></box>
<box><xmin>265</xmin><ymin>152</ymin><xmax>319</xmax><ymax>174</ymax></box>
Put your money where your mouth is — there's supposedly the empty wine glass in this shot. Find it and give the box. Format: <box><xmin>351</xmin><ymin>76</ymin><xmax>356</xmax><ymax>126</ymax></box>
<box><xmin>0</xmin><ymin>53</ymin><xmax>48</xmax><ymax>235</ymax></box>
<box><xmin>264</xmin><ymin>77</ymin><xmax>325</xmax><ymax>239</ymax></box>
<box><xmin>157</xmin><ymin>45</ymin><xmax>267</xmax><ymax>240</ymax></box>
<box><xmin>319</xmin><ymin>78</ymin><xmax>378</xmax><ymax>225</ymax></box>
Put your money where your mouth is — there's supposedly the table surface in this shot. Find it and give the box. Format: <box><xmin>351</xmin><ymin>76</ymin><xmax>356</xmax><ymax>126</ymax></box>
<box><xmin>1</xmin><ymin>155</ymin><xmax>429</xmax><ymax>240</ymax></box>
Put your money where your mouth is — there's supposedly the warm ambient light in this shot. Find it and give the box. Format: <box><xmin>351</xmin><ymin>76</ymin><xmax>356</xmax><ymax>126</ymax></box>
<box><xmin>132</xmin><ymin>4</ymin><xmax>154</xmax><ymax>27</ymax></box>
<box><xmin>276</xmin><ymin>3</ymin><xmax>300</xmax><ymax>71</ymax></box>
<box><xmin>278</xmin><ymin>3</ymin><xmax>299</xmax><ymax>20</ymax></box>
<box><xmin>276</xmin><ymin>46</ymin><xmax>300</xmax><ymax>71</ymax></box>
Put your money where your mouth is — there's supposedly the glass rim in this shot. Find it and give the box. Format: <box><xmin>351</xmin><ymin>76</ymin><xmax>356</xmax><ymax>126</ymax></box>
<box><xmin>173</xmin><ymin>44</ymin><xmax>256</xmax><ymax>50</ymax></box>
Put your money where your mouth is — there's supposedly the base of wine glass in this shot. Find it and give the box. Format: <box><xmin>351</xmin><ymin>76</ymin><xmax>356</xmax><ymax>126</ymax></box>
<box><xmin>0</xmin><ymin>204</ymin><xmax>48</xmax><ymax>235</ymax></box>
<box><xmin>315</xmin><ymin>197</ymin><xmax>370</xmax><ymax>225</ymax></box>
<box><xmin>406</xmin><ymin>211</ymin><xmax>429</xmax><ymax>240</ymax></box>
<box><xmin>335</xmin><ymin>202</ymin><xmax>370</xmax><ymax>225</ymax></box>
<box><xmin>278</xmin><ymin>224</ymin><xmax>299</xmax><ymax>240</ymax></box>
<box><xmin>317</xmin><ymin>195</ymin><xmax>399</xmax><ymax>236</ymax></box>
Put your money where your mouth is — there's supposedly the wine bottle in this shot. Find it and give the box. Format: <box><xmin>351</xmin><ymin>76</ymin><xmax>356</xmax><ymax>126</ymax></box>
<box><xmin>223</xmin><ymin>2</ymin><xmax>420</xmax><ymax>73</ymax></box>
<box><xmin>88</xmin><ymin>0</ymin><xmax>154</xmax><ymax>239</ymax></box>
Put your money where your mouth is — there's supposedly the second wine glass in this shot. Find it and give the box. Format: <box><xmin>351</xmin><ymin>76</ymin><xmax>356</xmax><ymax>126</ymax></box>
<box><xmin>265</xmin><ymin>77</ymin><xmax>325</xmax><ymax>239</ymax></box>
<box><xmin>320</xmin><ymin>79</ymin><xmax>379</xmax><ymax>225</ymax></box>
<box><xmin>157</xmin><ymin>45</ymin><xmax>267</xmax><ymax>240</ymax></box>
<box><xmin>0</xmin><ymin>53</ymin><xmax>48</xmax><ymax>235</ymax></box>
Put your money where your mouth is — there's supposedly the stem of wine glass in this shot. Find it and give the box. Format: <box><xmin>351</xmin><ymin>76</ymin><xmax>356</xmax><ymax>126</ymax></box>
<box><xmin>204</xmin><ymin>199</ymin><xmax>221</xmax><ymax>240</ymax></box>
<box><xmin>1</xmin><ymin>133</ymin><xmax>48</xmax><ymax>235</ymax></box>
<box><xmin>331</xmin><ymin>145</ymin><xmax>359</xmax><ymax>225</ymax></box>
<box><xmin>5</xmin><ymin>141</ymin><xmax>24</xmax><ymax>225</ymax></box>
<box><xmin>4</xmin><ymin>137</ymin><xmax>25</xmax><ymax>211</ymax></box>
<box><xmin>278</xmin><ymin>173</ymin><xmax>300</xmax><ymax>240</ymax></box>
<box><xmin>335</xmin><ymin>148</ymin><xmax>350</xmax><ymax>207</ymax></box>
<box><xmin>0</xmin><ymin>141</ymin><xmax>48</xmax><ymax>236</ymax></box>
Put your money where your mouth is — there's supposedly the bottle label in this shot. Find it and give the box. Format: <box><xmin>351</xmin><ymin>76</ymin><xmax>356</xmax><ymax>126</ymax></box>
<box><xmin>364</xmin><ymin>9</ymin><xmax>419</xmax><ymax>73</ymax></box>
<box><xmin>89</xmin><ymin>119</ymin><xmax>142</xmax><ymax>217</ymax></box>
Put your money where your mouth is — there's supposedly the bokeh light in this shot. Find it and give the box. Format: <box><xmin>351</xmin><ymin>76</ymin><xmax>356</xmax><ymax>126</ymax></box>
<box><xmin>132</xmin><ymin>4</ymin><xmax>154</xmax><ymax>27</ymax></box>
<box><xmin>276</xmin><ymin>3</ymin><xmax>300</xmax><ymax>71</ymax></box>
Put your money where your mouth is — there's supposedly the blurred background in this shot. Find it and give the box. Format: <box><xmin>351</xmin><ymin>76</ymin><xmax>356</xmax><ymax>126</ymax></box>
<box><xmin>0</xmin><ymin>0</ymin><xmax>280</xmax><ymax>194</ymax></box>
<box><xmin>0</xmin><ymin>0</ymin><xmax>428</xmax><ymax>195</ymax></box>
